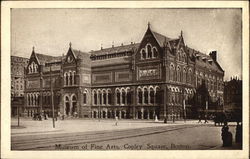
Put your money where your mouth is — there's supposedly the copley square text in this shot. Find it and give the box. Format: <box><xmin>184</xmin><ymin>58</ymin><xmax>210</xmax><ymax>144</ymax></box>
<box><xmin>55</xmin><ymin>143</ymin><xmax>191</xmax><ymax>150</ymax></box>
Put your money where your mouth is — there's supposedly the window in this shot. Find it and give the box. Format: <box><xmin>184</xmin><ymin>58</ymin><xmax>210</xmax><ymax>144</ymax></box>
<box><xmin>170</xmin><ymin>64</ymin><xmax>175</xmax><ymax>81</ymax></box>
<box><xmin>153</xmin><ymin>47</ymin><xmax>158</xmax><ymax>58</ymax></box>
<box><xmin>183</xmin><ymin>68</ymin><xmax>186</xmax><ymax>83</ymax></box>
<box><xmin>149</xmin><ymin>88</ymin><xmax>154</xmax><ymax>104</ymax></box>
<box><xmin>142</xmin><ymin>49</ymin><xmax>146</xmax><ymax>59</ymax></box>
<box><xmin>141</xmin><ymin>43</ymin><xmax>158</xmax><ymax>60</ymax></box>
<box><xmin>103</xmin><ymin>90</ymin><xmax>107</xmax><ymax>105</ymax></box>
<box><xmin>138</xmin><ymin>88</ymin><xmax>142</xmax><ymax>104</ymax></box>
<box><xmin>144</xmin><ymin>88</ymin><xmax>148</xmax><ymax>104</ymax></box>
<box><xmin>177</xmin><ymin>66</ymin><xmax>181</xmax><ymax>82</ymax></box>
<box><xmin>83</xmin><ymin>92</ymin><xmax>87</xmax><ymax>104</ymax></box>
<box><xmin>116</xmin><ymin>90</ymin><xmax>120</xmax><ymax>105</ymax></box>
<box><xmin>93</xmin><ymin>91</ymin><xmax>97</xmax><ymax>105</ymax></box>
<box><xmin>147</xmin><ymin>45</ymin><xmax>152</xmax><ymax>58</ymax></box>
<box><xmin>107</xmin><ymin>90</ymin><xmax>112</xmax><ymax>105</ymax></box>
<box><xmin>121</xmin><ymin>89</ymin><xmax>126</xmax><ymax>104</ymax></box>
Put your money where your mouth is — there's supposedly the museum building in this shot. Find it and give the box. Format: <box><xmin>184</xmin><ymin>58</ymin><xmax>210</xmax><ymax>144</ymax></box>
<box><xmin>24</xmin><ymin>24</ymin><xmax>224</xmax><ymax>120</ymax></box>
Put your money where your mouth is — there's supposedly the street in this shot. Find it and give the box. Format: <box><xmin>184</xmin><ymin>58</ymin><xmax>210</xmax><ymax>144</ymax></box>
<box><xmin>11</xmin><ymin>118</ymin><xmax>241</xmax><ymax>150</ymax></box>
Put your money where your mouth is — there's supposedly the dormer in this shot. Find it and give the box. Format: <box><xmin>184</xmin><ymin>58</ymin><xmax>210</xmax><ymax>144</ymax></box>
<box><xmin>65</xmin><ymin>42</ymin><xmax>77</xmax><ymax>64</ymax></box>
<box><xmin>27</xmin><ymin>47</ymin><xmax>39</xmax><ymax>74</ymax></box>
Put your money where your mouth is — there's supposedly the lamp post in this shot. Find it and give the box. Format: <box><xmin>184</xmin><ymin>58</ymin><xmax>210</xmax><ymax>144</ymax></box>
<box><xmin>45</xmin><ymin>62</ymin><xmax>55</xmax><ymax>128</ymax></box>
<box><xmin>183</xmin><ymin>99</ymin><xmax>186</xmax><ymax>123</ymax></box>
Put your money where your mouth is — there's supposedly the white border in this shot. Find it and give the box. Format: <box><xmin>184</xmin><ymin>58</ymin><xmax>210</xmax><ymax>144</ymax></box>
<box><xmin>1</xmin><ymin>1</ymin><xmax>249</xmax><ymax>159</ymax></box>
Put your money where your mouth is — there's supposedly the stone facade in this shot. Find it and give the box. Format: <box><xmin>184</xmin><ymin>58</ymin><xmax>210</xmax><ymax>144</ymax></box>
<box><xmin>11</xmin><ymin>55</ymin><xmax>29</xmax><ymax>116</ymax></box>
<box><xmin>24</xmin><ymin>25</ymin><xmax>224</xmax><ymax>120</ymax></box>
<box><xmin>224</xmin><ymin>77</ymin><xmax>242</xmax><ymax>121</ymax></box>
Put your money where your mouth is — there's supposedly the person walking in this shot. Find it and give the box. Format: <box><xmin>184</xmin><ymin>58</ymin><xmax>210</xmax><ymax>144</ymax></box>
<box><xmin>115</xmin><ymin>116</ymin><xmax>118</xmax><ymax>126</ymax></box>
<box><xmin>204</xmin><ymin>114</ymin><xmax>208</xmax><ymax>123</ymax></box>
<box><xmin>198</xmin><ymin>114</ymin><xmax>202</xmax><ymax>123</ymax></box>
<box><xmin>221</xmin><ymin>122</ymin><xmax>232</xmax><ymax>147</ymax></box>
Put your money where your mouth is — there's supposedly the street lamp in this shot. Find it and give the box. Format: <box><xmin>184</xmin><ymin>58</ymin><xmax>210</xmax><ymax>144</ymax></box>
<box><xmin>183</xmin><ymin>99</ymin><xmax>186</xmax><ymax>123</ymax></box>
<box><xmin>45</xmin><ymin>62</ymin><xmax>55</xmax><ymax>128</ymax></box>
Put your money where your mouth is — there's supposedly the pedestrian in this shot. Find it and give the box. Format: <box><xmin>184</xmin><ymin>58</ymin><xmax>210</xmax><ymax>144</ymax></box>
<box><xmin>58</xmin><ymin>111</ymin><xmax>61</xmax><ymax>120</ymax></box>
<box><xmin>155</xmin><ymin>115</ymin><xmax>158</xmax><ymax>122</ymax></box>
<box><xmin>115</xmin><ymin>116</ymin><xmax>118</xmax><ymax>126</ymax></box>
<box><xmin>235</xmin><ymin>122</ymin><xmax>242</xmax><ymax>144</ymax></box>
<box><xmin>221</xmin><ymin>122</ymin><xmax>232</xmax><ymax>147</ymax></box>
<box><xmin>204</xmin><ymin>114</ymin><xmax>208</xmax><ymax>123</ymax></box>
<box><xmin>198</xmin><ymin>114</ymin><xmax>202</xmax><ymax>123</ymax></box>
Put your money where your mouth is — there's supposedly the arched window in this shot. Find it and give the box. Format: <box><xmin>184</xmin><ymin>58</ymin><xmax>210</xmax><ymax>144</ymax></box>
<box><xmin>142</xmin><ymin>49</ymin><xmax>146</xmax><ymax>59</ymax></box>
<box><xmin>147</xmin><ymin>44</ymin><xmax>152</xmax><ymax>58</ymax></box>
<box><xmin>183</xmin><ymin>68</ymin><xmax>186</xmax><ymax>83</ymax></box>
<box><xmin>107</xmin><ymin>90</ymin><xmax>112</xmax><ymax>105</ymax></box>
<box><xmin>71</xmin><ymin>95</ymin><xmax>77</xmax><ymax>113</ymax></box>
<box><xmin>149</xmin><ymin>87</ymin><xmax>154</xmax><ymax>104</ymax></box>
<box><xmin>177</xmin><ymin>66</ymin><xmax>181</xmax><ymax>82</ymax></box>
<box><xmin>177</xmin><ymin>52</ymin><xmax>180</xmax><ymax>61</ymax></box>
<box><xmin>116</xmin><ymin>89</ymin><xmax>120</xmax><ymax>105</ymax></box>
<box><xmin>27</xmin><ymin>94</ymin><xmax>30</xmax><ymax>106</ymax></box>
<box><xmin>144</xmin><ymin>87</ymin><xmax>148</xmax><ymax>104</ymax></box>
<box><xmin>127</xmin><ymin>89</ymin><xmax>131</xmax><ymax>104</ymax></box>
<box><xmin>73</xmin><ymin>71</ymin><xmax>76</xmax><ymax>85</ymax></box>
<box><xmin>83</xmin><ymin>90</ymin><xmax>87</xmax><ymax>104</ymax></box>
<box><xmin>65</xmin><ymin>96</ymin><xmax>70</xmax><ymax>115</ymax></box>
<box><xmin>183</xmin><ymin>53</ymin><xmax>187</xmax><ymax>63</ymax></box>
<box><xmin>121</xmin><ymin>89</ymin><xmax>126</xmax><ymax>105</ymax></box>
<box><xmin>155</xmin><ymin>87</ymin><xmax>161</xmax><ymax>104</ymax></box>
<box><xmin>170</xmin><ymin>64</ymin><xmax>175</xmax><ymax>81</ymax></box>
<box><xmin>69</xmin><ymin>72</ymin><xmax>73</xmax><ymax>85</ymax></box>
<box><xmin>138</xmin><ymin>88</ymin><xmax>142</xmax><ymax>104</ymax></box>
<box><xmin>93</xmin><ymin>91</ymin><xmax>97</xmax><ymax>105</ymax></box>
<box><xmin>103</xmin><ymin>90</ymin><xmax>107</xmax><ymax>105</ymax></box>
<box><xmin>64</xmin><ymin>73</ymin><xmax>68</xmax><ymax>85</ymax></box>
<box><xmin>98</xmin><ymin>90</ymin><xmax>102</xmax><ymax>105</ymax></box>
<box><xmin>153</xmin><ymin>47</ymin><xmax>158</xmax><ymax>58</ymax></box>
<box><xmin>188</xmin><ymin>69</ymin><xmax>192</xmax><ymax>84</ymax></box>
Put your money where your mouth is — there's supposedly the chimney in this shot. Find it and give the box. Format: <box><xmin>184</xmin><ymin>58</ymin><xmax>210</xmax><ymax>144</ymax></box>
<box><xmin>131</xmin><ymin>42</ymin><xmax>133</xmax><ymax>45</ymax></box>
<box><xmin>209</xmin><ymin>51</ymin><xmax>217</xmax><ymax>61</ymax></box>
<box><xmin>112</xmin><ymin>41</ymin><xmax>114</xmax><ymax>48</ymax></box>
<box><xmin>101</xmin><ymin>44</ymin><xmax>103</xmax><ymax>50</ymax></box>
<box><xmin>121</xmin><ymin>43</ymin><xmax>123</xmax><ymax>46</ymax></box>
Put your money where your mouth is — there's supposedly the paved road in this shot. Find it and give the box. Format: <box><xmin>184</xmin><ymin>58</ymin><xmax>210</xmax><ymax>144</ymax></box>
<box><xmin>11</xmin><ymin>123</ymin><xmax>240</xmax><ymax>150</ymax></box>
<box><xmin>12</xmin><ymin>124</ymin><xmax>201</xmax><ymax>150</ymax></box>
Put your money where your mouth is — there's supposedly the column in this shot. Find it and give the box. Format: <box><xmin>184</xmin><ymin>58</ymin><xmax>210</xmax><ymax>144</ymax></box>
<box><xmin>147</xmin><ymin>110</ymin><xmax>150</xmax><ymax>119</ymax></box>
<box><xmin>106</xmin><ymin>110</ymin><xmax>108</xmax><ymax>119</ymax></box>
<box><xmin>119</xmin><ymin>110</ymin><xmax>122</xmax><ymax>119</ymax></box>
<box><xmin>141</xmin><ymin>108</ymin><xmax>144</xmax><ymax>119</ymax></box>
<box><xmin>163</xmin><ymin>85</ymin><xmax>167</xmax><ymax>119</ymax></box>
<box><xmin>132</xmin><ymin>86</ymin><xmax>136</xmax><ymax>119</ymax></box>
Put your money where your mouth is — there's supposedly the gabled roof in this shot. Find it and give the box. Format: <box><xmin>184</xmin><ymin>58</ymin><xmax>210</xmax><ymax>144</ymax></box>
<box><xmin>151</xmin><ymin>31</ymin><xmax>172</xmax><ymax>47</ymax></box>
<box><xmin>186</xmin><ymin>47</ymin><xmax>224</xmax><ymax>73</ymax></box>
<box><xmin>36</xmin><ymin>53</ymin><xmax>61</xmax><ymax>65</ymax></box>
<box><xmin>152</xmin><ymin>31</ymin><xmax>171</xmax><ymax>47</ymax></box>
<box><xmin>91</xmin><ymin>43</ymin><xmax>140</xmax><ymax>56</ymax></box>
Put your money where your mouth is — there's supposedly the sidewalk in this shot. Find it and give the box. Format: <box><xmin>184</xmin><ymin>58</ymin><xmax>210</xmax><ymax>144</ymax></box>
<box><xmin>11</xmin><ymin>117</ymin><xmax>237</xmax><ymax>136</ymax></box>
<box><xmin>11</xmin><ymin>118</ymin><xmax>201</xmax><ymax>136</ymax></box>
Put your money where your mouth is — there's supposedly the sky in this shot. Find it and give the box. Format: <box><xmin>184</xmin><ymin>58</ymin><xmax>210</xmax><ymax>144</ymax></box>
<box><xmin>11</xmin><ymin>9</ymin><xmax>242</xmax><ymax>81</ymax></box>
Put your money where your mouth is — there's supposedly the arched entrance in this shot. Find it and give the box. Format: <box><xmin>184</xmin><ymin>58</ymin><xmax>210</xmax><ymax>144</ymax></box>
<box><xmin>65</xmin><ymin>96</ymin><xmax>70</xmax><ymax>116</ymax></box>
<box><xmin>71</xmin><ymin>95</ymin><xmax>77</xmax><ymax>115</ymax></box>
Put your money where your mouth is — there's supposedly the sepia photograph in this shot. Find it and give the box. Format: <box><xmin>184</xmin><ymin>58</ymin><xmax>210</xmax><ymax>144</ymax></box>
<box><xmin>1</xmin><ymin>1</ymin><xmax>249</xmax><ymax>159</ymax></box>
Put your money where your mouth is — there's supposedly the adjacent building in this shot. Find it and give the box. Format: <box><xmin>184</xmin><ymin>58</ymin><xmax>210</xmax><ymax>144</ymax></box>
<box><xmin>224</xmin><ymin>77</ymin><xmax>242</xmax><ymax>121</ymax></box>
<box><xmin>23</xmin><ymin>24</ymin><xmax>224</xmax><ymax>120</ymax></box>
<box><xmin>11</xmin><ymin>55</ymin><xmax>29</xmax><ymax>116</ymax></box>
